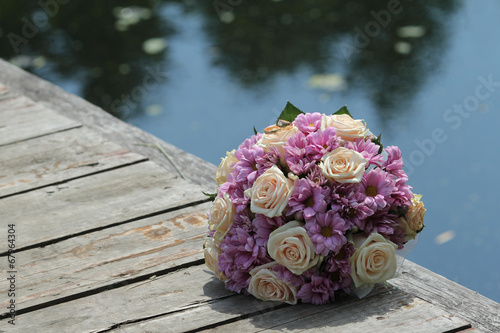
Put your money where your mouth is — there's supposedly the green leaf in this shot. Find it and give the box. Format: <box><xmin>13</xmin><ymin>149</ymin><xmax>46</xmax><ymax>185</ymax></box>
<box><xmin>333</xmin><ymin>105</ymin><xmax>352</xmax><ymax>117</ymax></box>
<box><xmin>202</xmin><ymin>191</ymin><xmax>217</xmax><ymax>202</ymax></box>
<box><xmin>373</xmin><ymin>133</ymin><xmax>383</xmax><ymax>154</ymax></box>
<box><xmin>277</xmin><ymin>101</ymin><xmax>304</xmax><ymax>123</ymax></box>
<box><xmin>253</xmin><ymin>126</ymin><xmax>258</xmax><ymax>135</ymax></box>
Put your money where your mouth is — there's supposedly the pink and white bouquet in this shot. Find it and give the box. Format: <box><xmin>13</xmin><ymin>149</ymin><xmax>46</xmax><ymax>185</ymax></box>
<box><xmin>204</xmin><ymin>103</ymin><xmax>425</xmax><ymax>305</ymax></box>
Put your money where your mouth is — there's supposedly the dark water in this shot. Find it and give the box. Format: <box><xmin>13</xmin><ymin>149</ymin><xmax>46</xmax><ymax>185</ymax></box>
<box><xmin>2</xmin><ymin>0</ymin><xmax>499</xmax><ymax>302</ymax></box>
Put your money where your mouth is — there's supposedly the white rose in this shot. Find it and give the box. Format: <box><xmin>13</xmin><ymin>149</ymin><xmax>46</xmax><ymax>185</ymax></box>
<box><xmin>267</xmin><ymin>221</ymin><xmax>320</xmax><ymax>275</ymax></box>
<box><xmin>208</xmin><ymin>193</ymin><xmax>235</xmax><ymax>245</ymax></box>
<box><xmin>257</xmin><ymin>124</ymin><xmax>298</xmax><ymax>154</ymax></box>
<box><xmin>248</xmin><ymin>262</ymin><xmax>297</xmax><ymax>304</ymax></box>
<box><xmin>216</xmin><ymin>149</ymin><xmax>238</xmax><ymax>185</ymax></box>
<box><xmin>321</xmin><ymin>114</ymin><xmax>367</xmax><ymax>141</ymax></box>
<box><xmin>204</xmin><ymin>237</ymin><xmax>226</xmax><ymax>281</ymax></box>
<box><xmin>319</xmin><ymin>147</ymin><xmax>367</xmax><ymax>183</ymax></box>
<box><xmin>244</xmin><ymin>165</ymin><xmax>294</xmax><ymax>218</ymax></box>
<box><xmin>349</xmin><ymin>233</ymin><xmax>398</xmax><ymax>288</ymax></box>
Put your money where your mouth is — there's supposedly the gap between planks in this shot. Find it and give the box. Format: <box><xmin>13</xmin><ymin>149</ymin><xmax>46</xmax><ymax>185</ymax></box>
<box><xmin>0</xmin><ymin>125</ymin><xmax>83</xmax><ymax>148</ymax></box>
<box><xmin>0</xmin><ymin>161</ymin><xmax>208</xmax><ymax>254</ymax></box>
<box><xmin>0</xmin><ymin>263</ymin><xmax>471</xmax><ymax>333</ymax></box>
<box><xmin>0</xmin><ymin>67</ymin><xmax>218</xmax><ymax>192</ymax></box>
<box><xmin>0</xmin><ymin>259</ymin><xmax>206</xmax><ymax>321</ymax></box>
<box><xmin>0</xmin><ymin>95</ymin><xmax>82</xmax><ymax>147</ymax></box>
<box><xmin>0</xmin><ymin>196</ymin><xmax>210</xmax><ymax>256</ymax></box>
<box><xmin>0</xmin><ymin>158</ymin><xmax>148</xmax><ymax>200</ymax></box>
<box><xmin>0</xmin><ymin>125</ymin><xmax>150</xmax><ymax>199</ymax></box>
<box><xmin>0</xmin><ymin>201</ymin><xmax>213</xmax><ymax>319</ymax></box>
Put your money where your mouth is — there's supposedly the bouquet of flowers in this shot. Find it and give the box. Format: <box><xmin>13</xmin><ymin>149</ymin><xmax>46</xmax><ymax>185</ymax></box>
<box><xmin>204</xmin><ymin>102</ymin><xmax>425</xmax><ymax>305</ymax></box>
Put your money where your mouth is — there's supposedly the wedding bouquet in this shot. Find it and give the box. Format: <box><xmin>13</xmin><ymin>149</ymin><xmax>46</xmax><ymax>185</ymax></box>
<box><xmin>204</xmin><ymin>102</ymin><xmax>425</xmax><ymax>305</ymax></box>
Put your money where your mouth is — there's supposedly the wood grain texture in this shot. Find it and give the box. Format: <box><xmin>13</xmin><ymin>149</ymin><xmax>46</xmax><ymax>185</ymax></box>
<box><xmin>390</xmin><ymin>260</ymin><xmax>500</xmax><ymax>333</ymax></box>
<box><xmin>0</xmin><ymin>161</ymin><xmax>206</xmax><ymax>252</ymax></box>
<box><xmin>0</xmin><ymin>265</ymin><xmax>237</xmax><ymax>333</ymax></box>
<box><xmin>194</xmin><ymin>289</ymin><xmax>470</xmax><ymax>333</ymax></box>
<box><xmin>0</xmin><ymin>127</ymin><xmax>146</xmax><ymax>198</ymax></box>
<box><xmin>0</xmin><ymin>202</ymin><xmax>210</xmax><ymax>313</ymax></box>
<box><xmin>0</xmin><ymin>95</ymin><xmax>81</xmax><ymax>146</ymax></box>
<box><xmin>4</xmin><ymin>262</ymin><xmax>469</xmax><ymax>333</ymax></box>
<box><xmin>0</xmin><ymin>83</ymin><xmax>18</xmax><ymax>101</ymax></box>
<box><xmin>0</xmin><ymin>60</ymin><xmax>218</xmax><ymax>192</ymax></box>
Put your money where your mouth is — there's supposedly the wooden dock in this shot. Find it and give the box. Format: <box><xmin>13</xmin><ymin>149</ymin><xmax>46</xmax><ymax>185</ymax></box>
<box><xmin>0</xmin><ymin>59</ymin><xmax>499</xmax><ymax>332</ymax></box>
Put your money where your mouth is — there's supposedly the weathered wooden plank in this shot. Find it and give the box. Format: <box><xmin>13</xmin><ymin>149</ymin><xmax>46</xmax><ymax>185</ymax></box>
<box><xmin>0</xmin><ymin>83</ymin><xmax>11</xmax><ymax>100</ymax></box>
<box><xmin>115</xmin><ymin>294</ymin><xmax>287</xmax><ymax>333</ymax></box>
<box><xmin>0</xmin><ymin>161</ymin><xmax>206</xmax><ymax>253</ymax></box>
<box><xmin>0</xmin><ymin>260</ymin><xmax>470</xmax><ymax>333</ymax></box>
<box><xmin>390</xmin><ymin>260</ymin><xmax>500</xmax><ymax>333</ymax></box>
<box><xmin>0</xmin><ymin>94</ymin><xmax>37</xmax><ymax>109</ymax></box>
<box><xmin>0</xmin><ymin>61</ymin><xmax>218</xmax><ymax>192</ymax></box>
<box><xmin>0</xmin><ymin>127</ymin><xmax>147</xmax><ymax>198</ymax></box>
<box><xmin>194</xmin><ymin>291</ymin><xmax>470</xmax><ymax>333</ymax></box>
<box><xmin>0</xmin><ymin>265</ymin><xmax>238</xmax><ymax>333</ymax></box>
<box><xmin>0</xmin><ymin>95</ymin><xmax>81</xmax><ymax>146</ymax></box>
<box><xmin>0</xmin><ymin>202</ymin><xmax>210</xmax><ymax>314</ymax></box>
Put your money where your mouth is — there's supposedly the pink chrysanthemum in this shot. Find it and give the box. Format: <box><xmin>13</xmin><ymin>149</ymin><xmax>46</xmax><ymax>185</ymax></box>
<box><xmin>293</xmin><ymin>112</ymin><xmax>323</xmax><ymax>134</ymax></box>
<box><xmin>305</xmin><ymin>211</ymin><xmax>348</xmax><ymax>256</ymax></box>
<box><xmin>305</xmin><ymin>164</ymin><xmax>328</xmax><ymax>187</ymax></box>
<box><xmin>324</xmin><ymin>242</ymin><xmax>354</xmax><ymax>275</ymax></box>
<box><xmin>360</xmin><ymin>208</ymin><xmax>404</xmax><ymax>248</ymax></box>
<box><xmin>330</xmin><ymin>183</ymin><xmax>374</xmax><ymax>228</ymax></box>
<box><xmin>238</xmin><ymin>133</ymin><xmax>262</xmax><ymax>150</ymax></box>
<box><xmin>288</xmin><ymin>178</ymin><xmax>329</xmax><ymax>220</ymax></box>
<box><xmin>297</xmin><ymin>275</ymin><xmax>335</xmax><ymax>305</ymax></box>
<box><xmin>233</xmin><ymin>210</ymin><xmax>253</xmax><ymax>233</ymax></box>
<box><xmin>271</xmin><ymin>264</ymin><xmax>305</xmax><ymax>288</ymax></box>
<box><xmin>383</xmin><ymin>146</ymin><xmax>407</xmax><ymax>180</ymax></box>
<box><xmin>345</xmin><ymin>138</ymin><xmax>384</xmax><ymax>167</ymax></box>
<box><xmin>388</xmin><ymin>177</ymin><xmax>413</xmax><ymax>209</ymax></box>
<box><xmin>331</xmin><ymin>270</ymin><xmax>353</xmax><ymax>293</ymax></box>
<box><xmin>361</xmin><ymin>168</ymin><xmax>395</xmax><ymax>211</ymax></box>
<box><xmin>284</xmin><ymin>132</ymin><xmax>316</xmax><ymax>175</ymax></box>
<box><xmin>252</xmin><ymin>214</ymin><xmax>285</xmax><ymax>246</ymax></box>
<box><xmin>219</xmin><ymin>228</ymin><xmax>271</xmax><ymax>293</ymax></box>
<box><xmin>225</xmin><ymin>180</ymin><xmax>249</xmax><ymax>213</ymax></box>
<box><xmin>233</xmin><ymin>146</ymin><xmax>265</xmax><ymax>187</ymax></box>
<box><xmin>305</xmin><ymin>127</ymin><xmax>341</xmax><ymax>162</ymax></box>
<box><xmin>255</xmin><ymin>148</ymin><xmax>280</xmax><ymax>172</ymax></box>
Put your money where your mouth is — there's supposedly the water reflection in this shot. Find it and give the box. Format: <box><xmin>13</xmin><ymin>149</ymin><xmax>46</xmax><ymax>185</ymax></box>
<box><xmin>0</xmin><ymin>0</ymin><xmax>172</xmax><ymax>119</ymax></box>
<box><xmin>191</xmin><ymin>0</ymin><xmax>460</xmax><ymax>125</ymax></box>
<box><xmin>0</xmin><ymin>0</ymin><xmax>460</xmax><ymax>123</ymax></box>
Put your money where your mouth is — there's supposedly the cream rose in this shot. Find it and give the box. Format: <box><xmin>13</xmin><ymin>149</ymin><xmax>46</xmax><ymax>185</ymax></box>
<box><xmin>248</xmin><ymin>262</ymin><xmax>297</xmax><ymax>304</ymax></box>
<box><xmin>244</xmin><ymin>165</ymin><xmax>294</xmax><ymax>218</ymax></box>
<box><xmin>321</xmin><ymin>114</ymin><xmax>367</xmax><ymax>141</ymax></box>
<box><xmin>257</xmin><ymin>123</ymin><xmax>298</xmax><ymax>153</ymax></box>
<box><xmin>349</xmin><ymin>233</ymin><xmax>398</xmax><ymax>288</ymax></box>
<box><xmin>407</xmin><ymin>194</ymin><xmax>426</xmax><ymax>232</ymax></box>
<box><xmin>267</xmin><ymin>221</ymin><xmax>320</xmax><ymax>275</ymax></box>
<box><xmin>208</xmin><ymin>193</ymin><xmax>235</xmax><ymax>245</ymax></box>
<box><xmin>319</xmin><ymin>147</ymin><xmax>367</xmax><ymax>183</ymax></box>
<box><xmin>399</xmin><ymin>194</ymin><xmax>426</xmax><ymax>241</ymax></box>
<box><xmin>204</xmin><ymin>237</ymin><xmax>226</xmax><ymax>281</ymax></box>
<box><xmin>216</xmin><ymin>149</ymin><xmax>238</xmax><ymax>185</ymax></box>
